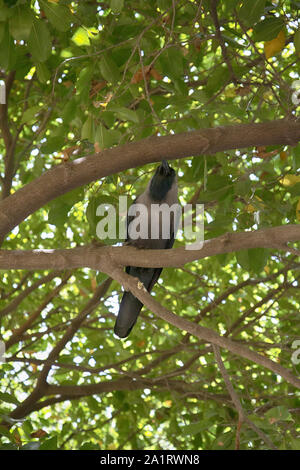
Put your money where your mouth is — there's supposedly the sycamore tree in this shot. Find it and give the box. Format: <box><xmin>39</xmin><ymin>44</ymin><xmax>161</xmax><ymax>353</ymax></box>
<box><xmin>0</xmin><ymin>0</ymin><xmax>300</xmax><ymax>451</ymax></box>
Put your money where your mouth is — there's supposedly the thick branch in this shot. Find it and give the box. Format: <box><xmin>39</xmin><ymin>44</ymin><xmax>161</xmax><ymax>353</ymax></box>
<box><xmin>0</xmin><ymin>119</ymin><xmax>299</xmax><ymax>239</ymax></box>
<box><xmin>0</xmin><ymin>224</ymin><xmax>299</xmax><ymax>270</ymax></box>
<box><xmin>21</xmin><ymin>378</ymin><xmax>229</xmax><ymax>416</ymax></box>
<box><xmin>105</xmin><ymin>266</ymin><xmax>300</xmax><ymax>389</ymax></box>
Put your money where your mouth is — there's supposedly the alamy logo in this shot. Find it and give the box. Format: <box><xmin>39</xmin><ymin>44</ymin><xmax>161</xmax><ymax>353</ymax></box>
<box><xmin>291</xmin><ymin>339</ymin><xmax>300</xmax><ymax>365</ymax></box>
<box><xmin>0</xmin><ymin>81</ymin><xmax>5</xmax><ymax>104</ymax></box>
<box><xmin>0</xmin><ymin>341</ymin><xmax>5</xmax><ymax>363</ymax></box>
<box><xmin>291</xmin><ymin>79</ymin><xmax>300</xmax><ymax>106</ymax></box>
<box><xmin>94</xmin><ymin>197</ymin><xmax>204</xmax><ymax>250</ymax></box>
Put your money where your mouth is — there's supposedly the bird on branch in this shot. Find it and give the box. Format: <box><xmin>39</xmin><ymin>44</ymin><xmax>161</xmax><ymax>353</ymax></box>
<box><xmin>114</xmin><ymin>160</ymin><xmax>179</xmax><ymax>338</ymax></box>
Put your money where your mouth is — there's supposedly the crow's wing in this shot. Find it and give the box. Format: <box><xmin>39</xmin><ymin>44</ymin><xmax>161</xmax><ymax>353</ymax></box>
<box><xmin>147</xmin><ymin>226</ymin><xmax>174</xmax><ymax>292</ymax></box>
<box><xmin>114</xmin><ymin>194</ymin><xmax>176</xmax><ymax>338</ymax></box>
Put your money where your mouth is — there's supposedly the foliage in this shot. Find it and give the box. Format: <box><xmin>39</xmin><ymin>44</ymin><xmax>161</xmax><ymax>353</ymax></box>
<box><xmin>0</xmin><ymin>0</ymin><xmax>300</xmax><ymax>450</ymax></box>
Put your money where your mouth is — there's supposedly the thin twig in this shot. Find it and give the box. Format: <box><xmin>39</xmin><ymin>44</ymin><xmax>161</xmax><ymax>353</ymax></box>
<box><xmin>213</xmin><ymin>344</ymin><xmax>278</xmax><ymax>450</ymax></box>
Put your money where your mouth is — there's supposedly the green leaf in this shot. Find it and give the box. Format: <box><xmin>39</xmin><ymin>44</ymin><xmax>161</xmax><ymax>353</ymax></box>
<box><xmin>108</xmin><ymin>105</ymin><xmax>139</xmax><ymax>123</ymax></box>
<box><xmin>157</xmin><ymin>0</ymin><xmax>171</xmax><ymax>12</ymax></box>
<box><xmin>205</xmin><ymin>65</ymin><xmax>230</xmax><ymax>96</ymax></box>
<box><xmin>27</xmin><ymin>19</ymin><xmax>51</xmax><ymax>62</ymax></box>
<box><xmin>99</xmin><ymin>55</ymin><xmax>120</xmax><ymax>84</ymax></box>
<box><xmin>76</xmin><ymin>65</ymin><xmax>93</xmax><ymax>101</ymax></box>
<box><xmin>288</xmin><ymin>181</ymin><xmax>300</xmax><ymax>197</ymax></box>
<box><xmin>236</xmin><ymin>248</ymin><xmax>268</xmax><ymax>274</ymax></box>
<box><xmin>39</xmin><ymin>0</ymin><xmax>73</xmax><ymax>32</ymax></box>
<box><xmin>86</xmin><ymin>194</ymin><xmax>118</xmax><ymax>241</ymax></box>
<box><xmin>20</xmin><ymin>105</ymin><xmax>41</xmax><ymax>125</ymax></box>
<box><xmin>99</xmin><ymin>111</ymin><xmax>115</xmax><ymax>128</ymax></box>
<box><xmin>0</xmin><ymin>443</ymin><xmax>18</xmax><ymax>450</ymax></box>
<box><xmin>0</xmin><ymin>2</ymin><xmax>13</xmax><ymax>19</ymax></box>
<box><xmin>294</xmin><ymin>29</ymin><xmax>300</xmax><ymax>53</ymax></box>
<box><xmin>86</xmin><ymin>197</ymin><xmax>98</xmax><ymax>235</ymax></box>
<box><xmin>110</xmin><ymin>0</ymin><xmax>124</xmax><ymax>14</ymax></box>
<box><xmin>81</xmin><ymin>115</ymin><xmax>95</xmax><ymax>141</ymax></box>
<box><xmin>9</xmin><ymin>5</ymin><xmax>33</xmax><ymax>40</ymax></box>
<box><xmin>36</xmin><ymin>62</ymin><xmax>50</xmax><ymax>83</ymax></box>
<box><xmin>48</xmin><ymin>201</ymin><xmax>72</xmax><ymax>227</ymax></box>
<box><xmin>0</xmin><ymin>24</ymin><xmax>16</xmax><ymax>70</ymax></box>
<box><xmin>32</xmin><ymin>155</ymin><xmax>44</xmax><ymax>177</ymax></box>
<box><xmin>62</xmin><ymin>98</ymin><xmax>77</xmax><ymax>124</ymax></box>
<box><xmin>236</xmin><ymin>250</ymin><xmax>250</xmax><ymax>272</ymax></box>
<box><xmin>159</xmin><ymin>47</ymin><xmax>184</xmax><ymax>80</ymax></box>
<box><xmin>238</xmin><ymin>0</ymin><xmax>266</xmax><ymax>26</ymax></box>
<box><xmin>234</xmin><ymin>179</ymin><xmax>252</xmax><ymax>197</ymax></box>
<box><xmin>39</xmin><ymin>436</ymin><xmax>58</xmax><ymax>450</ymax></box>
<box><xmin>47</xmin><ymin>190</ymin><xmax>82</xmax><ymax>228</ymax></box>
<box><xmin>0</xmin><ymin>425</ymin><xmax>12</xmax><ymax>440</ymax></box>
<box><xmin>87</xmin><ymin>195</ymin><xmax>109</xmax><ymax>222</ymax></box>
<box><xmin>48</xmin><ymin>201</ymin><xmax>70</xmax><ymax>227</ymax></box>
<box><xmin>61</xmin><ymin>187</ymin><xmax>84</xmax><ymax>207</ymax></box>
<box><xmin>4</xmin><ymin>0</ymin><xmax>18</xmax><ymax>6</ymax></box>
<box><xmin>207</xmin><ymin>175</ymin><xmax>230</xmax><ymax>192</ymax></box>
<box><xmin>182</xmin><ymin>420</ymin><xmax>211</xmax><ymax>435</ymax></box>
<box><xmin>96</xmin><ymin>271</ymin><xmax>109</xmax><ymax>284</ymax></box>
<box><xmin>290</xmin><ymin>437</ymin><xmax>300</xmax><ymax>450</ymax></box>
<box><xmin>79</xmin><ymin>442</ymin><xmax>100</xmax><ymax>450</ymax></box>
<box><xmin>41</xmin><ymin>135</ymin><xmax>65</xmax><ymax>154</ymax></box>
<box><xmin>0</xmin><ymin>22</ymin><xmax>5</xmax><ymax>42</ymax></box>
<box><xmin>72</xmin><ymin>27</ymin><xmax>90</xmax><ymax>47</ymax></box>
<box><xmin>94</xmin><ymin>125</ymin><xmax>122</xmax><ymax>149</ymax></box>
<box><xmin>265</xmin><ymin>406</ymin><xmax>292</xmax><ymax>422</ymax></box>
<box><xmin>0</xmin><ymin>392</ymin><xmax>19</xmax><ymax>405</ymax></box>
<box><xmin>222</xmin><ymin>0</ymin><xmax>239</xmax><ymax>15</ymax></box>
<box><xmin>253</xmin><ymin>17</ymin><xmax>285</xmax><ymax>41</ymax></box>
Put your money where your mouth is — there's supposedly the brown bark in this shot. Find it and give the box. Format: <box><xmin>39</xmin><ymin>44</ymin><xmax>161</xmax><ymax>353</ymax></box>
<box><xmin>0</xmin><ymin>224</ymin><xmax>299</xmax><ymax>271</ymax></box>
<box><xmin>0</xmin><ymin>119</ymin><xmax>299</xmax><ymax>239</ymax></box>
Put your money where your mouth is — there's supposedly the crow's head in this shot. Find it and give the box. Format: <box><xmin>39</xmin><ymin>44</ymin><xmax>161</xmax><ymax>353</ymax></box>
<box><xmin>149</xmin><ymin>160</ymin><xmax>176</xmax><ymax>201</ymax></box>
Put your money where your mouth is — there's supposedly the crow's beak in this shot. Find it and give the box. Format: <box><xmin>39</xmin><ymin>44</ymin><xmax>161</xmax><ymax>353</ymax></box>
<box><xmin>159</xmin><ymin>159</ymin><xmax>171</xmax><ymax>176</ymax></box>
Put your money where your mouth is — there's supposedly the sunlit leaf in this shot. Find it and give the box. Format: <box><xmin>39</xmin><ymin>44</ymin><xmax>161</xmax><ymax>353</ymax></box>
<box><xmin>72</xmin><ymin>27</ymin><xmax>90</xmax><ymax>46</ymax></box>
<box><xmin>264</xmin><ymin>30</ymin><xmax>286</xmax><ymax>59</ymax></box>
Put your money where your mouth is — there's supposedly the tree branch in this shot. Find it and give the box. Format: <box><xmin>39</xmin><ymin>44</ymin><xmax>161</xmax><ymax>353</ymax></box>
<box><xmin>0</xmin><ymin>119</ymin><xmax>300</xmax><ymax>239</ymax></box>
<box><xmin>213</xmin><ymin>345</ymin><xmax>278</xmax><ymax>450</ymax></box>
<box><xmin>103</xmin><ymin>265</ymin><xmax>300</xmax><ymax>390</ymax></box>
<box><xmin>9</xmin><ymin>277</ymin><xmax>112</xmax><ymax>420</ymax></box>
<box><xmin>5</xmin><ymin>272</ymin><xmax>72</xmax><ymax>350</ymax></box>
<box><xmin>0</xmin><ymin>224</ymin><xmax>299</xmax><ymax>271</ymax></box>
<box><xmin>0</xmin><ymin>271</ymin><xmax>61</xmax><ymax>319</ymax></box>
<box><xmin>210</xmin><ymin>0</ymin><xmax>237</xmax><ymax>83</ymax></box>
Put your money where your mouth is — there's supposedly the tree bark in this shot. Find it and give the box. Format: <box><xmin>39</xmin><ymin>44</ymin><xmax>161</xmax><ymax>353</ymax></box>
<box><xmin>0</xmin><ymin>224</ymin><xmax>299</xmax><ymax>271</ymax></box>
<box><xmin>0</xmin><ymin>119</ymin><xmax>299</xmax><ymax>239</ymax></box>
